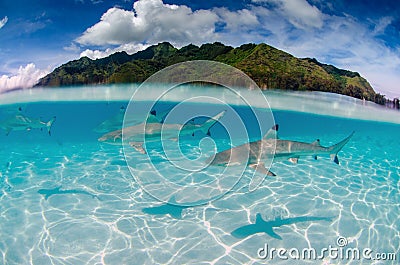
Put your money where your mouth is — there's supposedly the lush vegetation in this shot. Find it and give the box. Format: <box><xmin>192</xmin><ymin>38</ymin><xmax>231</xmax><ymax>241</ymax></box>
<box><xmin>36</xmin><ymin>42</ymin><xmax>386</xmax><ymax>104</ymax></box>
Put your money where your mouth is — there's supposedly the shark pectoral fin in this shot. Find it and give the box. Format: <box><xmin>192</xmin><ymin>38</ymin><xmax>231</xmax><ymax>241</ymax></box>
<box><xmin>129</xmin><ymin>142</ymin><xmax>146</xmax><ymax>154</ymax></box>
<box><xmin>330</xmin><ymin>154</ymin><xmax>339</xmax><ymax>164</ymax></box>
<box><xmin>231</xmin><ymin>224</ymin><xmax>259</xmax><ymax>239</ymax></box>
<box><xmin>288</xmin><ymin>157</ymin><xmax>299</xmax><ymax>164</ymax></box>
<box><xmin>168</xmin><ymin>208</ymin><xmax>184</xmax><ymax>219</ymax></box>
<box><xmin>266</xmin><ymin>227</ymin><xmax>283</xmax><ymax>240</ymax></box>
<box><xmin>46</xmin><ymin>116</ymin><xmax>56</xmax><ymax>136</ymax></box>
<box><xmin>248</xmin><ymin>163</ymin><xmax>275</xmax><ymax>192</ymax></box>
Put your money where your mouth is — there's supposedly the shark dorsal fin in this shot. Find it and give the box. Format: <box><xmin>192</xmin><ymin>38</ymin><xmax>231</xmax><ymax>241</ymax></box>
<box><xmin>312</xmin><ymin>139</ymin><xmax>321</xmax><ymax>146</ymax></box>
<box><xmin>263</xmin><ymin>124</ymin><xmax>279</xmax><ymax>139</ymax></box>
<box><xmin>168</xmin><ymin>195</ymin><xmax>178</xmax><ymax>205</ymax></box>
<box><xmin>255</xmin><ymin>213</ymin><xmax>264</xmax><ymax>224</ymax></box>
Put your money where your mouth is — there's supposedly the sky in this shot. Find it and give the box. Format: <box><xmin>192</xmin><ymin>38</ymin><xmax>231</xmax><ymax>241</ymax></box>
<box><xmin>0</xmin><ymin>0</ymin><xmax>399</xmax><ymax>98</ymax></box>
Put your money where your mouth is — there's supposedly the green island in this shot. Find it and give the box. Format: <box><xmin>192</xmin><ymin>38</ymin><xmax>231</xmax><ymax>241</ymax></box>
<box><xmin>36</xmin><ymin>42</ymin><xmax>386</xmax><ymax>105</ymax></box>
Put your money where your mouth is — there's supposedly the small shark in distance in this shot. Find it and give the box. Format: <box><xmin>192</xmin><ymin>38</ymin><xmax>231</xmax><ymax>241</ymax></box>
<box><xmin>231</xmin><ymin>213</ymin><xmax>333</xmax><ymax>240</ymax></box>
<box><xmin>99</xmin><ymin>110</ymin><xmax>226</xmax><ymax>154</ymax></box>
<box><xmin>38</xmin><ymin>186</ymin><xmax>97</xmax><ymax>200</ymax></box>
<box><xmin>208</xmin><ymin>124</ymin><xmax>354</xmax><ymax>191</ymax></box>
<box><xmin>0</xmin><ymin>112</ymin><xmax>56</xmax><ymax>136</ymax></box>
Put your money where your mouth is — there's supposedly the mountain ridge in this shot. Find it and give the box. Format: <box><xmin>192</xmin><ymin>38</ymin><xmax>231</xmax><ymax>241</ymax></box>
<box><xmin>36</xmin><ymin>42</ymin><xmax>386</xmax><ymax>105</ymax></box>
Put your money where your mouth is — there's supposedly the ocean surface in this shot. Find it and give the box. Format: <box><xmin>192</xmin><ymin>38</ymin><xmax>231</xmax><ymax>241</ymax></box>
<box><xmin>0</xmin><ymin>84</ymin><xmax>399</xmax><ymax>264</ymax></box>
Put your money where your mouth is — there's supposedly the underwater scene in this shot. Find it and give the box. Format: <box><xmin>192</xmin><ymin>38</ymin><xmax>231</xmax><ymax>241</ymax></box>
<box><xmin>0</xmin><ymin>85</ymin><xmax>399</xmax><ymax>264</ymax></box>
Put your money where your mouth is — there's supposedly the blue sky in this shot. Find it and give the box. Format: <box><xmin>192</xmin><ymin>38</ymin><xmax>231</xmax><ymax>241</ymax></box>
<box><xmin>0</xmin><ymin>0</ymin><xmax>399</xmax><ymax>98</ymax></box>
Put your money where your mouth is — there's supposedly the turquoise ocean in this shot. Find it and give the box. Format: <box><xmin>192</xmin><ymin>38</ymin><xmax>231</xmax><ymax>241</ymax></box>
<box><xmin>0</xmin><ymin>85</ymin><xmax>399</xmax><ymax>264</ymax></box>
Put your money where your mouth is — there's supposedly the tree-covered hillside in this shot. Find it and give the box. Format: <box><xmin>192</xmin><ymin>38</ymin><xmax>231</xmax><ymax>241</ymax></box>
<box><xmin>36</xmin><ymin>42</ymin><xmax>386</xmax><ymax>104</ymax></box>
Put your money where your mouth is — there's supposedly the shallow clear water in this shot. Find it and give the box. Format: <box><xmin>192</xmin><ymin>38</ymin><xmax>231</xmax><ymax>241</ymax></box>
<box><xmin>0</xmin><ymin>86</ymin><xmax>399</xmax><ymax>264</ymax></box>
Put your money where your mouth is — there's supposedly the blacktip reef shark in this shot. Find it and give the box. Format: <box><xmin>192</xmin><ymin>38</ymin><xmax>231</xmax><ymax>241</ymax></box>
<box><xmin>38</xmin><ymin>186</ymin><xmax>97</xmax><ymax>200</ymax></box>
<box><xmin>0</xmin><ymin>112</ymin><xmax>56</xmax><ymax>136</ymax></box>
<box><xmin>99</xmin><ymin>110</ymin><xmax>226</xmax><ymax>154</ymax></box>
<box><xmin>208</xmin><ymin>124</ymin><xmax>354</xmax><ymax>191</ymax></box>
<box><xmin>231</xmin><ymin>213</ymin><xmax>333</xmax><ymax>240</ymax></box>
<box><xmin>93</xmin><ymin>106</ymin><xmax>168</xmax><ymax>133</ymax></box>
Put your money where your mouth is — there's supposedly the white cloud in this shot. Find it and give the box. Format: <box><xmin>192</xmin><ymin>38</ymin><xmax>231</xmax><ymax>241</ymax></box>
<box><xmin>252</xmin><ymin>0</ymin><xmax>323</xmax><ymax>29</ymax></box>
<box><xmin>371</xmin><ymin>16</ymin><xmax>393</xmax><ymax>35</ymax></box>
<box><xmin>76</xmin><ymin>0</ymin><xmax>219</xmax><ymax>47</ymax></box>
<box><xmin>80</xmin><ymin>43</ymin><xmax>149</xmax><ymax>59</ymax></box>
<box><xmin>0</xmin><ymin>16</ymin><xmax>8</xmax><ymax>29</ymax></box>
<box><xmin>63</xmin><ymin>43</ymin><xmax>81</xmax><ymax>52</ymax></box>
<box><xmin>214</xmin><ymin>8</ymin><xmax>259</xmax><ymax>31</ymax></box>
<box><xmin>0</xmin><ymin>64</ymin><xmax>49</xmax><ymax>93</ymax></box>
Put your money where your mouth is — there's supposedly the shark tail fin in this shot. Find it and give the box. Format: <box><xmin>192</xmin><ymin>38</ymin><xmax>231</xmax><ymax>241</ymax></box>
<box><xmin>200</xmin><ymin>110</ymin><xmax>226</xmax><ymax>136</ymax></box>
<box><xmin>328</xmin><ymin>131</ymin><xmax>354</xmax><ymax>165</ymax></box>
<box><xmin>46</xmin><ymin>116</ymin><xmax>56</xmax><ymax>136</ymax></box>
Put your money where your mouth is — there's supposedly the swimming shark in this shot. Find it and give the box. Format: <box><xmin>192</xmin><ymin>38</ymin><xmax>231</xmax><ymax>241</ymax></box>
<box><xmin>0</xmin><ymin>113</ymin><xmax>56</xmax><ymax>135</ymax></box>
<box><xmin>38</xmin><ymin>186</ymin><xmax>97</xmax><ymax>200</ymax></box>
<box><xmin>208</xmin><ymin>124</ymin><xmax>354</xmax><ymax>191</ymax></box>
<box><xmin>93</xmin><ymin>107</ymin><xmax>168</xmax><ymax>133</ymax></box>
<box><xmin>231</xmin><ymin>213</ymin><xmax>333</xmax><ymax>240</ymax></box>
<box><xmin>99</xmin><ymin>110</ymin><xmax>226</xmax><ymax>154</ymax></box>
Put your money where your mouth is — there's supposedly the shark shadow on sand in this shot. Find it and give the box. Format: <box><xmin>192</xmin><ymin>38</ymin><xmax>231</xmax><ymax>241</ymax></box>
<box><xmin>141</xmin><ymin>196</ymin><xmax>212</xmax><ymax>219</ymax></box>
<box><xmin>231</xmin><ymin>213</ymin><xmax>334</xmax><ymax>240</ymax></box>
<box><xmin>38</xmin><ymin>186</ymin><xmax>98</xmax><ymax>200</ymax></box>
<box><xmin>142</xmin><ymin>202</ymin><xmax>190</xmax><ymax>219</ymax></box>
